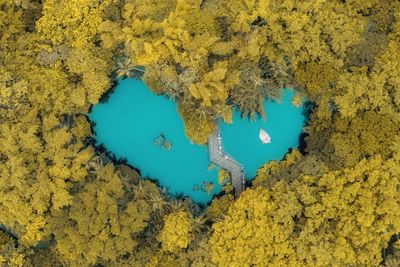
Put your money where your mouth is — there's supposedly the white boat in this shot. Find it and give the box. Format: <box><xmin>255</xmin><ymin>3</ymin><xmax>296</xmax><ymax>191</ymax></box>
<box><xmin>259</xmin><ymin>128</ymin><xmax>271</xmax><ymax>144</ymax></box>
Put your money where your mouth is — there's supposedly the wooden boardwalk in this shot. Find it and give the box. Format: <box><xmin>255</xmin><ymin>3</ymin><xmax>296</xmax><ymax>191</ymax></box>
<box><xmin>208</xmin><ymin>125</ymin><xmax>245</xmax><ymax>197</ymax></box>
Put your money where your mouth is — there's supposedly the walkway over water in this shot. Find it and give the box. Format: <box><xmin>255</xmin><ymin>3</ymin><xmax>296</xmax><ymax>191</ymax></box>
<box><xmin>89</xmin><ymin>78</ymin><xmax>305</xmax><ymax>203</ymax></box>
<box><xmin>208</xmin><ymin>125</ymin><xmax>245</xmax><ymax>197</ymax></box>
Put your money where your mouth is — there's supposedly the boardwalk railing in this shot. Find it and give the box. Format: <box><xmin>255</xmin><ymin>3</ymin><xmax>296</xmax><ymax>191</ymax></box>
<box><xmin>208</xmin><ymin>124</ymin><xmax>245</xmax><ymax>197</ymax></box>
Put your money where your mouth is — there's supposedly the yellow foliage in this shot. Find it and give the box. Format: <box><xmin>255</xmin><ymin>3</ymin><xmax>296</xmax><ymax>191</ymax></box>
<box><xmin>98</xmin><ymin>19</ymin><xmax>123</xmax><ymax>49</ymax></box>
<box><xmin>66</xmin><ymin>48</ymin><xmax>111</xmax><ymax>105</ymax></box>
<box><xmin>210</xmin><ymin>186</ymin><xmax>303</xmax><ymax>266</ymax></box>
<box><xmin>36</xmin><ymin>0</ymin><xmax>114</xmax><ymax>48</ymax></box>
<box><xmin>206</xmin><ymin>194</ymin><xmax>234</xmax><ymax>223</ymax></box>
<box><xmin>329</xmin><ymin>110</ymin><xmax>399</xmax><ymax>166</ymax></box>
<box><xmin>50</xmin><ymin>163</ymin><xmax>150</xmax><ymax>266</ymax></box>
<box><xmin>158</xmin><ymin>211</ymin><xmax>193</xmax><ymax>253</ymax></box>
<box><xmin>253</xmin><ymin>149</ymin><xmax>302</xmax><ymax>187</ymax></box>
<box><xmin>21</xmin><ymin>216</ymin><xmax>46</xmax><ymax>246</ymax></box>
<box><xmin>291</xmin><ymin>92</ymin><xmax>303</xmax><ymax>107</ymax></box>
<box><xmin>294</xmin><ymin>61</ymin><xmax>338</xmax><ymax>99</ymax></box>
<box><xmin>0</xmin><ymin>0</ymin><xmax>399</xmax><ymax>265</ymax></box>
<box><xmin>334</xmin><ymin>39</ymin><xmax>400</xmax><ymax>118</ymax></box>
<box><xmin>217</xmin><ymin>169</ymin><xmax>229</xmax><ymax>185</ymax></box>
<box><xmin>210</xmin><ymin>156</ymin><xmax>400</xmax><ymax>266</ymax></box>
<box><xmin>177</xmin><ymin>102</ymin><xmax>215</xmax><ymax>144</ymax></box>
<box><xmin>0</xmin><ymin>231</ymin><xmax>25</xmax><ymax>267</ymax></box>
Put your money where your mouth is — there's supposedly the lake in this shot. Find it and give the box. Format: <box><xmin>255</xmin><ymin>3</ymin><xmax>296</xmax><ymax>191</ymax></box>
<box><xmin>89</xmin><ymin>78</ymin><xmax>305</xmax><ymax>203</ymax></box>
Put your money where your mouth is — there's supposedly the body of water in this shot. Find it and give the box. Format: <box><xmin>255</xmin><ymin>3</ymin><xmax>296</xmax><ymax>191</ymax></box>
<box><xmin>219</xmin><ymin>94</ymin><xmax>305</xmax><ymax>178</ymax></box>
<box><xmin>89</xmin><ymin>79</ymin><xmax>305</xmax><ymax>203</ymax></box>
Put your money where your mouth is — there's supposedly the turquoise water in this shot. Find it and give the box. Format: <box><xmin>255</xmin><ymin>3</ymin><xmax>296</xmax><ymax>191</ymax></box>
<box><xmin>219</xmin><ymin>95</ymin><xmax>305</xmax><ymax>178</ymax></box>
<box><xmin>89</xmin><ymin>79</ymin><xmax>305</xmax><ymax>203</ymax></box>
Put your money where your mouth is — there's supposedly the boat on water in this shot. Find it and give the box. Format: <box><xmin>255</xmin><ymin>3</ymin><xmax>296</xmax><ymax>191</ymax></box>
<box><xmin>259</xmin><ymin>128</ymin><xmax>271</xmax><ymax>144</ymax></box>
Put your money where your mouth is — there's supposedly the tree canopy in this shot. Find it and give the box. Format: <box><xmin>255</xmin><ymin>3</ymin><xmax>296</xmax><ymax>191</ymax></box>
<box><xmin>0</xmin><ymin>0</ymin><xmax>399</xmax><ymax>266</ymax></box>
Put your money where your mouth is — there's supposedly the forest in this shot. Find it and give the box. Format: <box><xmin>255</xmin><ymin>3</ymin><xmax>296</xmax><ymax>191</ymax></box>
<box><xmin>0</xmin><ymin>0</ymin><xmax>399</xmax><ymax>266</ymax></box>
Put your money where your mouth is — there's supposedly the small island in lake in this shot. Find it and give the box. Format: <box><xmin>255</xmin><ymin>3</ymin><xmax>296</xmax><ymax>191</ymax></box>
<box><xmin>154</xmin><ymin>133</ymin><xmax>173</xmax><ymax>151</ymax></box>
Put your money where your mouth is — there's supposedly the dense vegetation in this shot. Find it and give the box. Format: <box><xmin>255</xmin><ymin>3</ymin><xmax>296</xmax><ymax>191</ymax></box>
<box><xmin>0</xmin><ymin>0</ymin><xmax>399</xmax><ymax>266</ymax></box>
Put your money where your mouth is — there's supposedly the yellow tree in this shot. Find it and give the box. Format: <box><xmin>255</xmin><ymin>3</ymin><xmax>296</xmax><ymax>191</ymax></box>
<box><xmin>157</xmin><ymin>210</ymin><xmax>194</xmax><ymax>253</ymax></box>
<box><xmin>49</xmin><ymin>163</ymin><xmax>151</xmax><ymax>266</ymax></box>
<box><xmin>210</xmin><ymin>156</ymin><xmax>400</xmax><ymax>266</ymax></box>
